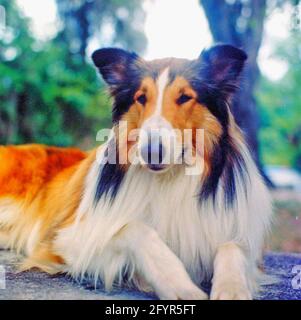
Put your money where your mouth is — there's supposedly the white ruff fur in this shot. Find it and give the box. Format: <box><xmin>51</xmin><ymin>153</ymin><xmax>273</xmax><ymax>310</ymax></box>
<box><xmin>154</xmin><ymin>68</ymin><xmax>169</xmax><ymax>116</ymax></box>
<box><xmin>54</xmin><ymin>140</ymin><xmax>272</xmax><ymax>298</ymax></box>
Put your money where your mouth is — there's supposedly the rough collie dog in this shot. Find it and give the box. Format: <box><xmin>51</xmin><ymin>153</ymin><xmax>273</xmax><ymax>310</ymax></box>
<box><xmin>0</xmin><ymin>44</ymin><xmax>272</xmax><ymax>300</ymax></box>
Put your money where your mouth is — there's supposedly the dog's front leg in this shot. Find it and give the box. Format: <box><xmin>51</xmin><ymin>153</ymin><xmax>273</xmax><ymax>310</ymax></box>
<box><xmin>210</xmin><ymin>242</ymin><xmax>252</xmax><ymax>300</ymax></box>
<box><xmin>113</xmin><ymin>221</ymin><xmax>208</xmax><ymax>300</ymax></box>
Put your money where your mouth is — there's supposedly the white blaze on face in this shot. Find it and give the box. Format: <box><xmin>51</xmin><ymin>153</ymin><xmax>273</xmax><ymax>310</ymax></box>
<box><xmin>139</xmin><ymin>68</ymin><xmax>182</xmax><ymax>166</ymax></box>
<box><xmin>154</xmin><ymin>68</ymin><xmax>170</xmax><ymax>116</ymax></box>
<box><xmin>140</xmin><ymin>68</ymin><xmax>172</xmax><ymax>143</ymax></box>
<box><xmin>142</xmin><ymin>68</ymin><xmax>171</xmax><ymax>130</ymax></box>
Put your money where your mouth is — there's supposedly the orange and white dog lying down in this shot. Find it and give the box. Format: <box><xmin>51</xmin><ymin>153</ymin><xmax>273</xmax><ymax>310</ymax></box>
<box><xmin>0</xmin><ymin>44</ymin><xmax>272</xmax><ymax>300</ymax></box>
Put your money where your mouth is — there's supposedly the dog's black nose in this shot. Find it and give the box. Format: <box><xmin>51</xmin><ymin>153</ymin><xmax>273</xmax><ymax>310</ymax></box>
<box><xmin>140</xmin><ymin>140</ymin><xmax>164</xmax><ymax>165</ymax></box>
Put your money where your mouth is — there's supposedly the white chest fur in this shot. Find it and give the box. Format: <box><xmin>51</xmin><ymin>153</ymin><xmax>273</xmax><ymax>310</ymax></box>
<box><xmin>54</xmin><ymin>151</ymin><xmax>272</xmax><ymax>287</ymax></box>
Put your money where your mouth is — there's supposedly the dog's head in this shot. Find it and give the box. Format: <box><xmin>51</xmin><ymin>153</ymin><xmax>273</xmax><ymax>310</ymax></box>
<box><xmin>92</xmin><ymin>45</ymin><xmax>247</xmax><ymax>174</ymax></box>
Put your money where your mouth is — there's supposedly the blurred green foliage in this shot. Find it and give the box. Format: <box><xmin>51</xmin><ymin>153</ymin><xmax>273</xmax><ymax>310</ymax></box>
<box><xmin>0</xmin><ymin>0</ymin><xmax>115</xmax><ymax>148</ymax></box>
<box><xmin>257</xmin><ymin>33</ymin><xmax>301</xmax><ymax>171</ymax></box>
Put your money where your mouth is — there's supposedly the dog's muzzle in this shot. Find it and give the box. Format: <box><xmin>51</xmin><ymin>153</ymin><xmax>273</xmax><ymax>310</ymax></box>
<box><xmin>140</xmin><ymin>132</ymin><xmax>167</xmax><ymax>172</ymax></box>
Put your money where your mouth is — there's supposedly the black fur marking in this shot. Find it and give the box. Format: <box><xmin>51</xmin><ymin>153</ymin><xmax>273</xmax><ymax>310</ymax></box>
<box><xmin>94</xmin><ymin>162</ymin><xmax>125</xmax><ymax>204</ymax></box>
<box><xmin>189</xmin><ymin>45</ymin><xmax>248</xmax><ymax>208</ymax></box>
<box><xmin>94</xmin><ymin>140</ymin><xmax>125</xmax><ymax>204</ymax></box>
<box><xmin>199</xmin><ymin>44</ymin><xmax>247</xmax><ymax>99</ymax></box>
<box><xmin>92</xmin><ymin>48</ymin><xmax>138</xmax><ymax>86</ymax></box>
<box><xmin>223</xmin><ymin>148</ymin><xmax>249</xmax><ymax>208</ymax></box>
<box><xmin>199</xmin><ymin>130</ymin><xmax>249</xmax><ymax>208</ymax></box>
<box><xmin>111</xmin><ymin>80</ymin><xmax>141</xmax><ymax>122</ymax></box>
<box><xmin>194</xmin><ymin>96</ymin><xmax>249</xmax><ymax>208</ymax></box>
<box><xmin>94</xmin><ymin>138</ymin><xmax>126</xmax><ymax>205</ymax></box>
<box><xmin>92</xmin><ymin>48</ymin><xmax>143</xmax><ymax>122</ymax></box>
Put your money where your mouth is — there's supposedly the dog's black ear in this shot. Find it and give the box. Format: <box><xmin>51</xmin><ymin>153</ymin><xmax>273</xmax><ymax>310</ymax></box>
<box><xmin>199</xmin><ymin>44</ymin><xmax>247</xmax><ymax>96</ymax></box>
<box><xmin>92</xmin><ymin>48</ymin><xmax>139</xmax><ymax>86</ymax></box>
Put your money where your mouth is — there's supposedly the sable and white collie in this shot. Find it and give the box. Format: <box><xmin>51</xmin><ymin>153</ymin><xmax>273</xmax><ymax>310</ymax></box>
<box><xmin>0</xmin><ymin>44</ymin><xmax>272</xmax><ymax>300</ymax></box>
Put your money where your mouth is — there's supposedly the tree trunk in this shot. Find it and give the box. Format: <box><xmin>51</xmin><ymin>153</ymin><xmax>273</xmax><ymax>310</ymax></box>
<box><xmin>55</xmin><ymin>0</ymin><xmax>93</xmax><ymax>61</ymax></box>
<box><xmin>200</xmin><ymin>0</ymin><xmax>273</xmax><ymax>186</ymax></box>
<box><xmin>74</xmin><ymin>1</ymin><xmax>92</xmax><ymax>61</ymax></box>
<box><xmin>17</xmin><ymin>92</ymin><xmax>32</xmax><ymax>142</ymax></box>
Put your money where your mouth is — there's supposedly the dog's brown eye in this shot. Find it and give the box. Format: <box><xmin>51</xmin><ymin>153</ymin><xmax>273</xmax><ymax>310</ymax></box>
<box><xmin>177</xmin><ymin>94</ymin><xmax>192</xmax><ymax>105</ymax></box>
<box><xmin>136</xmin><ymin>94</ymin><xmax>147</xmax><ymax>105</ymax></box>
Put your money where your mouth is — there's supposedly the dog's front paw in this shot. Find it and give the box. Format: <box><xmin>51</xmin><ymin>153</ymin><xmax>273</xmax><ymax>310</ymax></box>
<box><xmin>158</xmin><ymin>282</ymin><xmax>208</xmax><ymax>300</ymax></box>
<box><xmin>210</xmin><ymin>282</ymin><xmax>252</xmax><ymax>300</ymax></box>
